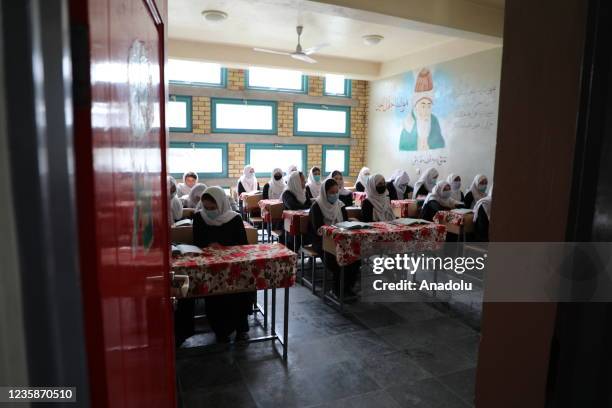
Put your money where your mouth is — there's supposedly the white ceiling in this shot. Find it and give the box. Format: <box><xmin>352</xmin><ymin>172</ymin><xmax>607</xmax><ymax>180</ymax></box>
<box><xmin>169</xmin><ymin>0</ymin><xmax>461</xmax><ymax>63</ymax></box>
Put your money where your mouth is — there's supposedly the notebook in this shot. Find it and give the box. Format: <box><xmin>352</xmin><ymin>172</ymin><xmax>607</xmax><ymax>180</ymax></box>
<box><xmin>174</xmin><ymin>219</ymin><xmax>193</xmax><ymax>227</ymax></box>
<box><xmin>334</xmin><ymin>221</ymin><xmax>373</xmax><ymax>230</ymax></box>
<box><xmin>391</xmin><ymin>218</ymin><xmax>432</xmax><ymax>226</ymax></box>
<box><xmin>451</xmin><ymin>208</ymin><xmax>473</xmax><ymax>215</ymax></box>
<box><xmin>171</xmin><ymin>244</ymin><xmax>202</xmax><ymax>256</ymax></box>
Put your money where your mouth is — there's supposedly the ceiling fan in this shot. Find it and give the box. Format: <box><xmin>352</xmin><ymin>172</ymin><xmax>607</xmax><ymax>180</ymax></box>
<box><xmin>253</xmin><ymin>25</ymin><xmax>328</xmax><ymax>64</ymax></box>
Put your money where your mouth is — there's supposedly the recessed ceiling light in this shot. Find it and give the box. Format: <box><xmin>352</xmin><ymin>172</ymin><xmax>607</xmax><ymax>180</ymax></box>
<box><xmin>201</xmin><ymin>10</ymin><xmax>228</xmax><ymax>23</ymax></box>
<box><xmin>362</xmin><ymin>34</ymin><xmax>384</xmax><ymax>46</ymax></box>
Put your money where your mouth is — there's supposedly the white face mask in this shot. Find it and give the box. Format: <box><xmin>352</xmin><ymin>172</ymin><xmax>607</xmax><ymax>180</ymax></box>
<box><xmin>441</xmin><ymin>190</ymin><xmax>452</xmax><ymax>199</ymax></box>
<box><xmin>452</xmin><ymin>181</ymin><xmax>461</xmax><ymax>191</ymax></box>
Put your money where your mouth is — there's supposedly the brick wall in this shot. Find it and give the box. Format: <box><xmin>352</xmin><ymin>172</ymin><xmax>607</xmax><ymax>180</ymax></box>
<box><xmin>181</xmin><ymin>68</ymin><xmax>368</xmax><ymax>182</ymax></box>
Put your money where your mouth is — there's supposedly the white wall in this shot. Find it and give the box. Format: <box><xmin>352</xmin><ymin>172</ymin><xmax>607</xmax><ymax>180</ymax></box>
<box><xmin>366</xmin><ymin>47</ymin><xmax>502</xmax><ymax>189</ymax></box>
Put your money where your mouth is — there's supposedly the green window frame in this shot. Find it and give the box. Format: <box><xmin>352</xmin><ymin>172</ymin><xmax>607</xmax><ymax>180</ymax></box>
<box><xmin>323</xmin><ymin>77</ymin><xmax>352</xmax><ymax>98</ymax></box>
<box><xmin>293</xmin><ymin>103</ymin><xmax>351</xmax><ymax>138</ymax></box>
<box><xmin>169</xmin><ymin>67</ymin><xmax>227</xmax><ymax>88</ymax></box>
<box><xmin>169</xmin><ymin>95</ymin><xmax>192</xmax><ymax>133</ymax></box>
<box><xmin>211</xmin><ymin>98</ymin><xmax>278</xmax><ymax>135</ymax></box>
<box><xmin>245</xmin><ymin>143</ymin><xmax>308</xmax><ymax>177</ymax></box>
<box><xmin>244</xmin><ymin>69</ymin><xmax>308</xmax><ymax>94</ymax></box>
<box><xmin>322</xmin><ymin>145</ymin><xmax>350</xmax><ymax>175</ymax></box>
<box><xmin>168</xmin><ymin>142</ymin><xmax>228</xmax><ymax>178</ymax></box>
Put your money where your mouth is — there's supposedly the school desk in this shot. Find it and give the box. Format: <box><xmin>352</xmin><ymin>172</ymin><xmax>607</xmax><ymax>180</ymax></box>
<box><xmin>433</xmin><ymin>210</ymin><xmax>474</xmax><ymax>241</ymax></box>
<box><xmin>170</xmin><ymin>225</ymin><xmax>193</xmax><ymax>244</ymax></box>
<box><xmin>258</xmin><ymin>199</ymin><xmax>284</xmax><ymax>242</ymax></box>
<box><xmin>345</xmin><ymin>206</ymin><xmax>362</xmax><ymax>220</ymax></box>
<box><xmin>243</xmin><ymin>221</ymin><xmax>259</xmax><ymax>245</ymax></box>
<box><xmin>391</xmin><ymin>199</ymin><xmax>419</xmax><ymax>218</ymax></box>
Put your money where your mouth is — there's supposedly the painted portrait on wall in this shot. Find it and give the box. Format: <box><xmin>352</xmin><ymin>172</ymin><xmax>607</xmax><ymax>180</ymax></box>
<box><xmin>399</xmin><ymin>68</ymin><xmax>445</xmax><ymax>151</ymax></box>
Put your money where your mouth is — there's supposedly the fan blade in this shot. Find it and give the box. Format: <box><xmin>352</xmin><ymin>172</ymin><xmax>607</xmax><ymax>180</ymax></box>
<box><xmin>291</xmin><ymin>53</ymin><xmax>317</xmax><ymax>64</ymax></box>
<box><xmin>304</xmin><ymin>43</ymin><xmax>329</xmax><ymax>55</ymax></box>
<box><xmin>253</xmin><ymin>47</ymin><xmax>292</xmax><ymax>56</ymax></box>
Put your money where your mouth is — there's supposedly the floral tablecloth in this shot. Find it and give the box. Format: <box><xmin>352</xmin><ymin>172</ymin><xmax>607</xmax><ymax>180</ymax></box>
<box><xmin>391</xmin><ymin>199</ymin><xmax>418</xmax><ymax>218</ymax></box>
<box><xmin>172</xmin><ymin>243</ymin><xmax>296</xmax><ymax>297</ymax></box>
<box><xmin>433</xmin><ymin>210</ymin><xmax>471</xmax><ymax>226</ymax></box>
<box><xmin>320</xmin><ymin>222</ymin><xmax>447</xmax><ymax>266</ymax></box>
<box><xmin>282</xmin><ymin>209</ymin><xmax>310</xmax><ymax>235</ymax></box>
<box><xmin>258</xmin><ymin>199</ymin><xmax>283</xmax><ymax>222</ymax></box>
<box><xmin>352</xmin><ymin>191</ymin><xmax>367</xmax><ymax>207</ymax></box>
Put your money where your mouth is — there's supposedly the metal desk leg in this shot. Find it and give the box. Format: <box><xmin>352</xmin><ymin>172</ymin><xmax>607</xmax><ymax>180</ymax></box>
<box><xmin>263</xmin><ymin>289</ymin><xmax>268</xmax><ymax>329</ymax></box>
<box><xmin>300</xmin><ymin>249</ymin><xmax>305</xmax><ymax>285</ymax></box>
<box><xmin>339</xmin><ymin>265</ymin><xmax>345</xmax><ymax>312</ymax></box>
<box><xmin>271</xmin><ymin>287</ymin><xmax>276</xmax><ymax>336</ymax></box>
<box><xmin>283</xmin><ymin>286</ymin><xmax>289</xmax><ymax>360</ymax></box>
<box><xmin>322</xmin><ymin>251</ymin><xmax>327</xmax><ymax>298</ymax></box>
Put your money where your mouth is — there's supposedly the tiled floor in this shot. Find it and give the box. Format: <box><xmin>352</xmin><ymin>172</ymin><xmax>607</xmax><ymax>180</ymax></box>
<box><xmin>176</xmin><ymin>283</ymin><xmax>480</xmax><ymax>408</ymax></box>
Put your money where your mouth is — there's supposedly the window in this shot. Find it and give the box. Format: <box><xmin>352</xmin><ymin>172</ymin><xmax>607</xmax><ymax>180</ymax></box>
<box><xmin>168</xmin><ymin>142</ymin><xmax>228</xmax><ymax>178</ymax></box>
<box><xmin>245</xmin><ymin>144</ymin><xmax>307</xmax><ymax>177</ymax></box>
<box><xmin>168</xmin><ymin>59</ymin><xmax>226</xmax><ymax>87</ymax></box>
<box><xmin>168</xmin><ymin>95</ymin><xmax>192</xmax><ymax>132</ymax></box>
<box><xmin>246</xmin><ymin>67</ymin><xmax>307</xmax><ymax>93</ymax></box>
<box><xmin>294</xmin><ymin>103</ymin><xmax>350</xmax><ymax>137</ymax></box>
<box><xmin>324</xmin><ymin>74</ymin><xmax>351</xmax><ymax>97</ymax></box>
<box><xmin>322</xmin><ymin>145</ymin><xmax>350</xmax><ymax>174</ymax></box>
<box><xmin>211</xmin><ymin>98</ymin><xmax>277</xmax><ymax>134</ymax></box>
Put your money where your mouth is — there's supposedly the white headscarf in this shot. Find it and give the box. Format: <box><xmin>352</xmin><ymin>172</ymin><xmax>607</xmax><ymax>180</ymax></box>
<box><xmin>306</xmin><ymin>167</ymin><xmax>322</xmax><ymax>198</ymax></box>
<box><xmin>356</xmin><ymin>167</ymin><xmax>371</xmax><ymax>188</ymax></box>
<box><xmin>316</xmin><ymin>179</ymin><xmax>345</xmax><ymax>225</ymax></box>
<box><xmin>177</xmin><ymin>172</ymin><xmax>198</xmax><ymax>197</ymax></box>
<box><xmin>413</xmin><ymin>167</ymin><xmax>439</xmax><ymax>197</ymax></box>
<box><xmin>392</xmin><ymin>170</ymin><xmax>411</xmax><ymax>199</ymax></box>
<box><xmin>474</xmin><ymin>184</ymin><xmax>493</xmax><ymax>221</ymax></box>
<box><xmin>446</xmin><ymin>173</ymin><xmax>463</xmax><ymax>202</ymax></box>
<box><xmin>167</xmin><ymin>176</ymin><xmax>183</xmax><ymax>224</ymax></box>
<box><xmin>388</xmin><ymin>169</ymin><xmax>401</xmax><ymax>181</ymax></box>
<box><xmin>365</xmin><ymin>174</ymin><xmax>395</xmax><ymax>221</ymax></box>
<box><xmin>267</xmin><ymin>167</ymin><xmax>285</xmax><ymax>200</ymax></box>
<box><xmin>468</xmin><ymin>174</ymin><xmax>488</xmax><ymax>208</ymax></box>
<box><xmin>198</xmin><ymin>186</ymin><xmax>240</xmax><ymax>227</ymax></box>
<box><xmin>285</xmin><ymin>171</ymin><xmax>307</xmax><ymax>204</ymax></box>
<box><xmin>238</xmin><ymin>165</ymin><xmax>258</xmax><ymax>193</ymax></box>
<box><xmin>187</xmin><ymin>183</ymin><xmax>208</xmax><ymax>209</ymax></box>
<box><xmin>327</xmin><ymin>170</ymin><xmax>351</xmax><ymax>196</ymax></box>
<box><xmin>284</xmin><ymin>164</ymin><xmax>298</xmax><ymax>184</ymax></box>
<box><xmin>424</xmin><ymin>180</ymin><xmax>461</xmax><ymax>208</ymax></box>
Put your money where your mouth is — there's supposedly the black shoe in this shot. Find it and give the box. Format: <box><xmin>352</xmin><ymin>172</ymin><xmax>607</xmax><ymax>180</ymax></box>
<box><xmin>216</xmin><ymin>335</ymin><xmax>231</xmax><ymax>344</ymax></box>
<box><xmin>235</xmin><ymin>332</ymin><xmax>250</xmax><ymax>342</ymax></box>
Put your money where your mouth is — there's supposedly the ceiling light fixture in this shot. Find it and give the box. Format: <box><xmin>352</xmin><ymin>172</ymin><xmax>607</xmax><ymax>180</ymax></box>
<box><xmin>362</xmin><ymin>34</ymin><xmax>384</xmax><ymax>46</ymax></box>
<box><xmin>201</xmin><ymin>10</ymin><xmax>228</xmax><ymax>23</ymax></box>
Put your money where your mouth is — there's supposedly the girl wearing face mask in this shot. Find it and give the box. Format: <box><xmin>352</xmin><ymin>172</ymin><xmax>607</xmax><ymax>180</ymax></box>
<box><xmin>305</xmin><ymin>166</ymin><xmax>322</xmax><ymax>201</ymax></box>
<box><xmin>362</xmin><ymin>174</ymin><xmax>395</xmax><ymax>222</ymax></box>
<box><xmin>329</xmin><ymin>170</ymin><xmax>353</xmax><ymax>207</ymax></box>
<box><xmin>420</xmin><ymin>180</ymin><xmax>463</xmax><ymax>221</ymax></box>
<box><xmin>309</xmin><ymin>179</ymin><xmax>359</xmax><ymax>298</ymax></box>
<box><xmin>446</xmin><ymin>173</ymin><xmax>465</xmax><ymax>202</ymax></box>
<box><xmin>167</xmin><ymin>176</ymin><xmax>183</xmax><ymax>225</ymax></box>
<box><xmin>262</xmin><ymin>168</ymin><xmax>285</xmax><ymax>200</ymax></box>
<box><xmin>413</xmin><ymin>167</ymin><xmax>439</xmax><ymax>199</ymax></box>
<box><xmin>387</xmin><ymin>170</ymin><xmax>413</xmax><ymax>200</ymax></box>
<box><xmin>473</xmin><ymin>184</ymin><xmax>492</xmax><ymax>242</ymax></box>
<box><xmin>282</xmin><ymin>171</ymin><xmax>310</xmax><ymax>210</ymax></box>
<box><xmin>355</xmin><ymin>167</ymin><xmax>371</xmax><ymax>192</ymax></box>
<box><xmin>191</xmin><ymin>186</ymin><xmax>252</xmax><ymax>344</ymax></box>
<box><xmin>464</xmin><ymin>174</ymin><xmax>488</xmax><ymax>209</ymax></box>
<box><xmin>237</xmin><ymin>165</ymin><xmax>260</xmax><ymax>195</ymax></box>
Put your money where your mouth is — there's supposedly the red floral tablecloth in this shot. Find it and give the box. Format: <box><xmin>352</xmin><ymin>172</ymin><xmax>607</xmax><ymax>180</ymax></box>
<box><xmin>391</xmin><ymin>199</ymin><xmax>417</xmax><ymax>218</ymax></box>
<box><xmin>172</xmin><ymin>243</ymin><xmax>296</xmax><ymax>297</ymax></box>
<box><xmin>282</xmin><ymin>209</ymin><xmax>309</xmax><ymax>235</ymax></box>
<box><xmin>320</xmin><ymin>222</ymin><xmax>447</xmax><ymax>266</ymax></box>
<box><xmin>258</xmin><ymin>199</ymin><xmax>283</xmax><ymax>222</ymax></box>
<box><xmin>353</xmin><ymin>191</ymin><xmax>367</xmax><ymax>207</ymax></box>
<box><xmin>433</xmin><ymin>210</ymin><xmax>470</xmax><ymax>226</ymax></box>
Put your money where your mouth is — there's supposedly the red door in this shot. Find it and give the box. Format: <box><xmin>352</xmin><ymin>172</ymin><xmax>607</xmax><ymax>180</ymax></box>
<box><xmin>71</xmin><ymin>0</ymin><xmax>175</xmax><ymax>406</ymax></box>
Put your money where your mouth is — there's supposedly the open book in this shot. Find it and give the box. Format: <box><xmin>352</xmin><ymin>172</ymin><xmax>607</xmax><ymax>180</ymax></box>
<box><xmin>391</xmin><ymin>218</ymin><xmax>432</xmax><ymax>226</ymax></box>
<box><xmin>451</xmin><ymin>208</ymin><xmax>473</xmax><ymax>215</ymax></box>
<box><xmin>171</xmin><ymin>244</ymin><xmax>202</xmax><ymax>256</ymax></box>
<box><xmin>334</xmin><ymin>221</ymin><xmax>373</xmax><ymax>230</ymax></box>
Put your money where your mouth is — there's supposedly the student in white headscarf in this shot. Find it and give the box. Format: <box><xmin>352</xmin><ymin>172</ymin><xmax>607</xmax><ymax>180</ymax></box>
<box><xmin>167</xmin><ymin>176</ymin><xmax>183</xmax><ymax>225</ymax></box>
<box><xmin>354</xmin><ymin>167</ymin><xmax>371</xmax><ymax>192</ymax></box>
<box><xmin>262</xmin><ymin>168</ymin><xmax>285</xmax><ymax>200</ymax></box>
<box><xmin>177</xmin><ymin>171</ymin><xmax>198</xmax><ymax>197</ymax></box>
<box><xmin>305</xmin><ymin>166</ymin><xmax>322</xmax><ymax>201</ymax></box>
<box><xmin>464</xmin><ymin>174</ymin><xmax>488</xmax><ymax>209</ymax></box>
<box><xmin>281</xmin><ymin>171</ymin><xmax>310</xmax><ymax>210</ymax></box>
<box><xmin>284</xmin><ymin>164</ymin><xmax>298</xmax><ymax>184</ymax></box>
<box><xmin>387</xmin><ymin>170</ymin><xmax>413</xmax><ymax>200</ymax></box>
<box><xmin>362</xmin><ymin>174</ymin><xmax>395</xmax><ymax>222</ymax></box>
<box><xmin>237</xmin><ymin>165</ymin><xmax>259</xmax><ymax>195</ymax></box>
<box><xmin>309</xmin><ymin>178</ymin><xmax>359</xmax><ymax>298</ymax></box>
<box><xmin>412</xmin><ymin>167</ymin><xmax>439</xmax><ymax>198</ymax></box>
<box><xmin>420</xmin><ymin>180</ymin><xmax>463</xmax><ymax>221</ymax></box>
<box><xmin>446</xmin><ymin>173</ymin><xmax>465</xmax><ymax>202</ymax></box>
<box><xmin>190</xmin><ymin>186</ymin><xmax>252</xmax><ymax>344</ymax></box>
<box><xmin>473</xmin><ymin>184</ymin><xmax>492</xmax><ymax>241</ymax></box>
<box><xmin>328</xmin><ymin>170</ymin><xmax>353</xmax><ymax>207</ymax></box>
<box><xmin>186</xmin><ymin>183</ymin><xmax>208</xmax><ymax>209</ymax></box>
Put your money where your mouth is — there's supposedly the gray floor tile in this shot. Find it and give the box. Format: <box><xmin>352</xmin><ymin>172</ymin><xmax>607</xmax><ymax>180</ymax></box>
<box><xmin>401</xmin><ymin>342</ymin><xmax>476</xmax><ymax>377</ymax></box>
<box><xmin>437</xmin><ymin>368</ymin><xmax>476</xmax><ymax>405</ymax></box>
<box><xmin>385</xmin><ymin>377</ymin><xmax>471</xmax><ymax>408</ymax></box>
<box><xmin>309</xmin><ymin>389</ymin><xmax>401</xmax><ymax>408</ymax></box>
<box><xmin>183</xmin><ymin>381</ymin><xmax>257</xmax><ymax>408</ymax></box>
